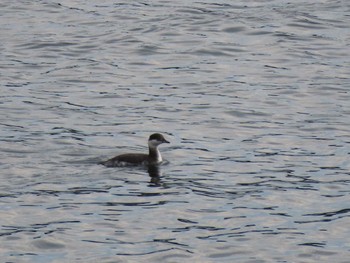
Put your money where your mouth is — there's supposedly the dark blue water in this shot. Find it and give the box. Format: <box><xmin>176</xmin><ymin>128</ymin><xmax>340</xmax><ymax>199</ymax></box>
<box><xmin>1</xmin><ymin>1</ymin><xmax>349</xmax><ymax>262</ymax></box>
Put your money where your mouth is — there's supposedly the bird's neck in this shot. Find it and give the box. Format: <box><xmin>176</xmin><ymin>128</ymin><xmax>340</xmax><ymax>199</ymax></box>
<box><xmin>148</xmin><ymin>144</ymin><xmax>162</xmax><ymax>163</ymax></box>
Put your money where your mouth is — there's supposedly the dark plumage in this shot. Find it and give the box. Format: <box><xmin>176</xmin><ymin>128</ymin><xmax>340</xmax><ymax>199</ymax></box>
<box><xmin>100</xmin><ymin>133</ymin><xmax>169</xmax><ymax>167</ymax></box>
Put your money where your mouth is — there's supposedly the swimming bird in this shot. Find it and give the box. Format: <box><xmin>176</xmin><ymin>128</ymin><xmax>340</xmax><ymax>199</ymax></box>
<box><xmin>100</xmin><ymin>133</ymin><xmax>169</xmax><ymax>167</ymax></box>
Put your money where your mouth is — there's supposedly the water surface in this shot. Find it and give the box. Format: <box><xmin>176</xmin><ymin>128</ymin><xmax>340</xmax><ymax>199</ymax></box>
<box><xmin>1</xmin><ymin>1</ymin><xmax>349</xmax><ymax>262</ymax></box>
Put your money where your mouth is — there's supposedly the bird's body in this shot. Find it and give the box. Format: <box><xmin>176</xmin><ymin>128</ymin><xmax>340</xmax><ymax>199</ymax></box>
<box><xmin>100</xmin><ymin>133</ymin><xmax>169</xmax><ymax>167</ymax></box>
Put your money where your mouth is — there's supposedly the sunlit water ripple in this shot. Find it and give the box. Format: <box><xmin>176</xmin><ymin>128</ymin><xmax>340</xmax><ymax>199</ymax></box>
<box><xmin>1</xmin><ymin>1</ymin><xmax>349</xmax><ymax>262</ymax></box>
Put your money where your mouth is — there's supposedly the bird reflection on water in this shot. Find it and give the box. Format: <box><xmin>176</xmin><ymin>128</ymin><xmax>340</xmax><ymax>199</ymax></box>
<box><xmin>148</xmin><ymin>165</ymin><xmax>162</xmax><ymax>185</ymax></box>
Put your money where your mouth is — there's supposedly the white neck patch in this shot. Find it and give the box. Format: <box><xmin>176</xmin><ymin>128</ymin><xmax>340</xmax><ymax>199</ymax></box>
<box><xmin>148</xmin><ymin>140</ymin><xmax>162</xmax><ymax>163</ymax></box>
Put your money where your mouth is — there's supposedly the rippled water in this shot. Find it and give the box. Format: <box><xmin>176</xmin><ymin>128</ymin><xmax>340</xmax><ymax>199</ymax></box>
<box><xmin>1</xmin><ymin>1</ymin><xmax>350</xmax><ymax>262</ymax></box>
